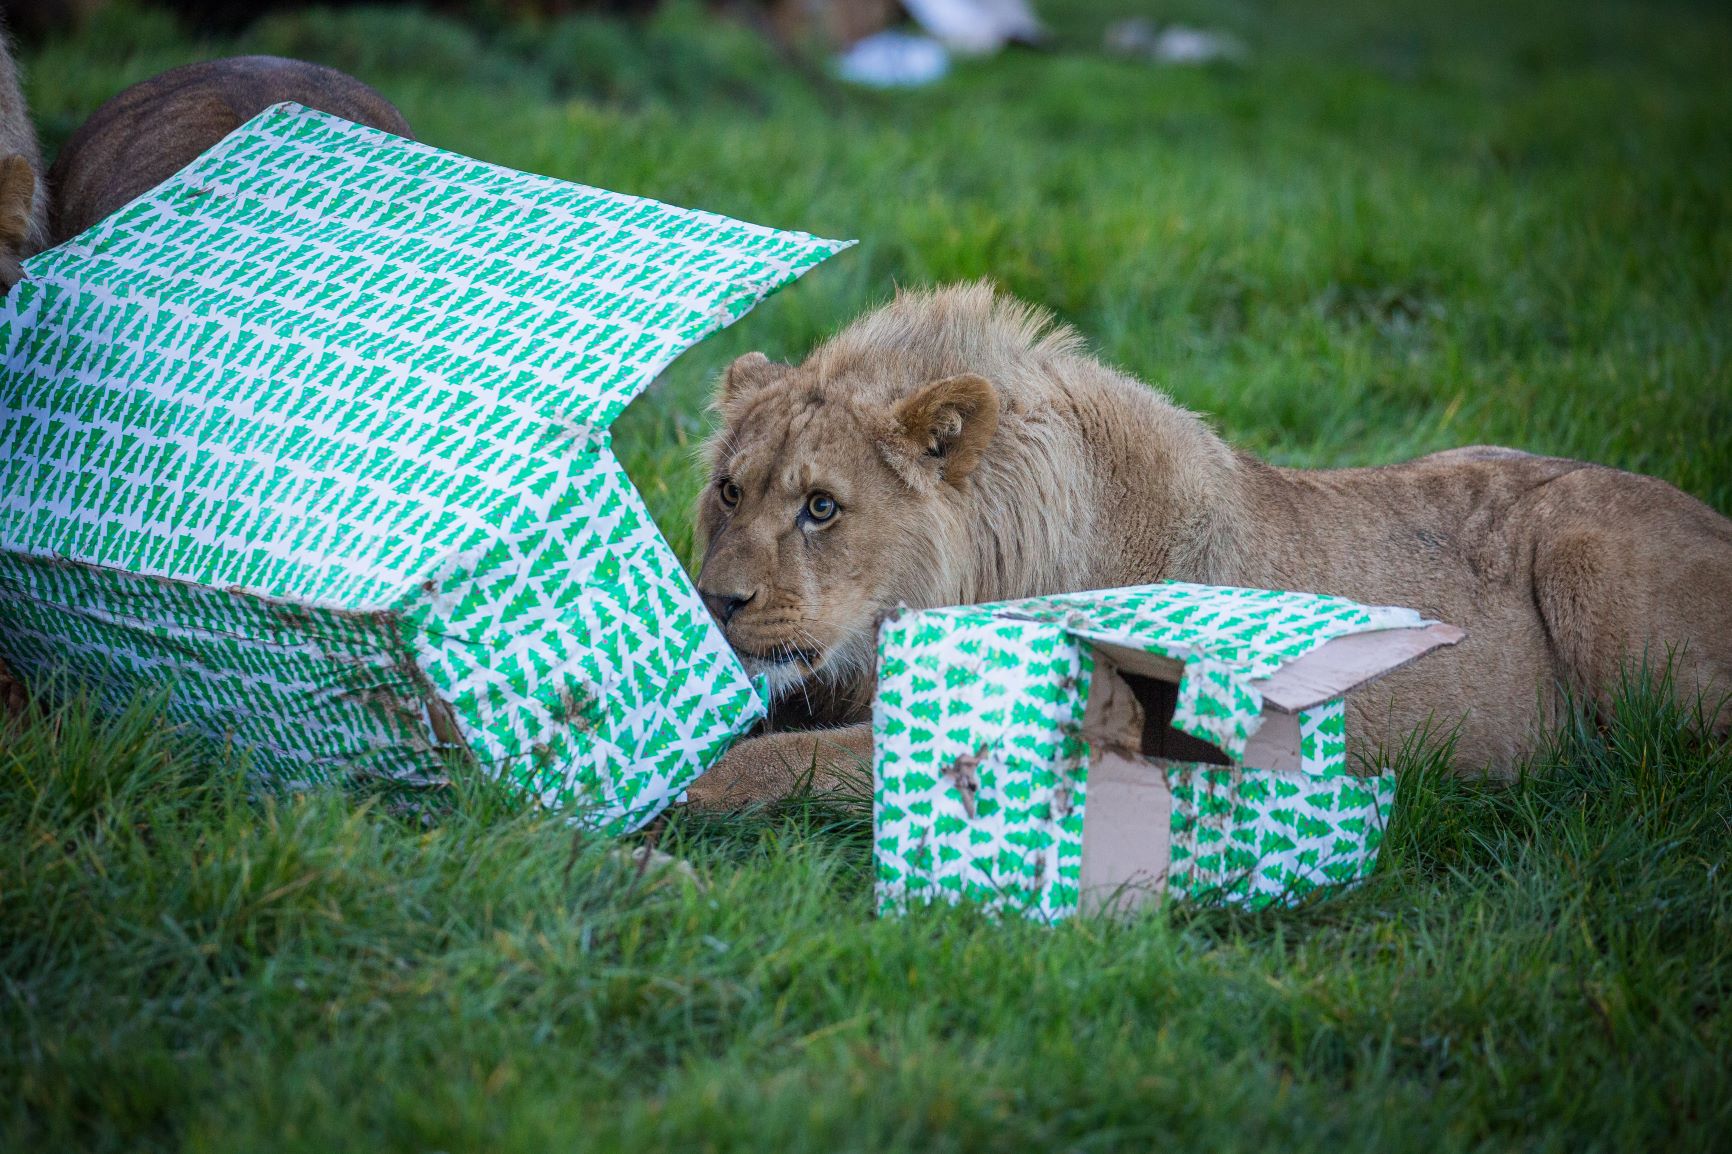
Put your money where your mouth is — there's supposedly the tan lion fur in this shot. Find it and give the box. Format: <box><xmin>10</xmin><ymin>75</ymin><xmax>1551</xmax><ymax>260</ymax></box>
<box><xmin>0</xmin><ymin>16</ymin><xmax>48</xmax><ymax>289</ymax></box>
<box><xmin>687</xmin><ymin>281</ymin><xmax>1732</xmax><ymax>808</ymax></box>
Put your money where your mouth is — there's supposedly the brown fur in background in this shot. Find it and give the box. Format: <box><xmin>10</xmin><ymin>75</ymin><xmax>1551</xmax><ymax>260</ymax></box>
<box><xmin>49</xmin><ymin>55</ymin><xmax>413</xmax><ymax>245</ymax></box>
<box><xmin>0</xmin><ymin>15</ymin><xmax>47</xmax><ymax>288</ymax></box>
<box><xmin>687</xmin><ymin>282</ymin><xmax>1732</xmax><ymax>807</ymax></box>
<box><xmin>0</xmin><ymin>0</ymin><xmax>109</xmax><ymax>41</ymax></box>
<box><xmin>0</xmin><ymin>14</ymin><xmax>41</xmax><ymax>706</ymax></box>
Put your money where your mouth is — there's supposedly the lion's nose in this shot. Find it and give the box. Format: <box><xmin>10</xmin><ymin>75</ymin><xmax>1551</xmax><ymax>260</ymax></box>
<box><xmin>699</xmin><ymin>587</ymin><xmax>755</xmax><ymax>627</ymax></box>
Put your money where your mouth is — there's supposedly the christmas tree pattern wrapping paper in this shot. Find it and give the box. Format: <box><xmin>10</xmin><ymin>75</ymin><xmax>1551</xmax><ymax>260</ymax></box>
<box><xmin>873</xmin><ymin>582</ymin><xmax>1426</xmax><ymax>919</ymax></box>
<box><xmin>0</xmin><ymin>103</ymin><xmax>850</xmax><ymax>832</ymax></box>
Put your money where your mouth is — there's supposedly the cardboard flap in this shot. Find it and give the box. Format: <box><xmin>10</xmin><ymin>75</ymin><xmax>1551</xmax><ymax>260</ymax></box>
<box><xmin>1090</xmin><ymin>642</ymin><xmax>1185</xmax><ymax>685</ymax></box>
<box><xmin>1078</xmin><ymin>748</ymin><xmax>1172</xmax><ymax>916</ymax></box>
<box><xmin>1079</xmin><ymin>657</ymin><xmax>1148</xmax><ymax>749</ymax></box>
<box><xmin>1257</xmin><ymin>622</ymin><xmax>1465</xmax><ymax>713</ymax></box>
<box><xmin>1087</xmin><ymin>650</ymin><xmax>1306</xmax><ymax>772</ymax></box>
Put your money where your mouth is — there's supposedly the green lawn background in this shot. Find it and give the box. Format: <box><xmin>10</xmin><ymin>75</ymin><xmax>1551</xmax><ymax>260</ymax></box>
<box><xmin>5</xmin><ymin>1</ymin><xmax>1730</xmax><ymax>1149</ymax></box>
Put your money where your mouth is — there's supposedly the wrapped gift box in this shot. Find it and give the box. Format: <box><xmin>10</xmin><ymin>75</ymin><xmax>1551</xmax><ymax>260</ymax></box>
<box><xmin>873</xmin><ymin>582</ymin><xmax>1463</xmax><ymax>918</ymax></box>
<box><xmin>0</xmin><ymin>103</ymin><xmax>849</xmax><ymax>832</ymax></box>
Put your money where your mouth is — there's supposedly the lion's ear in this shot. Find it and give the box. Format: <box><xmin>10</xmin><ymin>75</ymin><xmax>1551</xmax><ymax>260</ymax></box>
<box><xmin>717</xmin><ymin>352</ymin><xmax>791</xmax><ymax>411</ymax></box>
<box><xmin>886</xmin><ymin>373</ymin><xmax>1000</xmax><ymax>487</ymax></box>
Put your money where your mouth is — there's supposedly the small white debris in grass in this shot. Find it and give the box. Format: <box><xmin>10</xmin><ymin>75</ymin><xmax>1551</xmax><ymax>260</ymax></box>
<box><xmin>608</xmin><ymin>844</ymin><xmax>707</xmax><ymax>891</ymax></box>
<box><xmin>1105</xmin><ymin>19</ymin><xmax>1247</xmax><ymax>65</ymax></box>
<box><xmin>836</xmin><ymin>31</ymin><xmax>951</xmax><ymax>88</ymax></box>
<box><xmin>904</xmin><ymin>0</ymin><xmax>1045</xmax><ymax>55</ymax></box>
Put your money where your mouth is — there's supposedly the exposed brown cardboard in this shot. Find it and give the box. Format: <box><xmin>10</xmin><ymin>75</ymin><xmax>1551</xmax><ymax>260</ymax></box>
<box><xmin>1079</xmin><ymin>656</ymin><xmax>1146</xmax><ymax>749</ymax></box>
<box><xmin>1092</xmin><ymin>624</ymin><xmax>1464</xmax><ymax>720</ymax></box>
<box><xmin>1240</xmin><ymin>708</ymin><xmax>1302</xmax><ymax>771</ymax></box>
<box><xmin>1258</xmin><ymin>622</ymin><xmax>1466</xmax><ymax>713</ymax></box>
<box><xmin>1078</xmin><ymin>663</ymin><xmax>1171</xmax><ymax>914</ymax></box>
<box><xmin>1091</xmin><ymin>641</ymin><xmax>1185</xmax><ymax>685</ymax></box>
<box><xmin>1078</xmin><ymin>746</ymin><xmax>1172</xmax><ymax>916</ymax></box>
<box><xmin>1073</xmin><ymin>622</ymin><xmax>1464</xmax><ymax>916</ymax></box>
<box><xmin>1088</xmin><ymin>649</ymin><xmax>1302</xmax><ymax>770</ymax></box>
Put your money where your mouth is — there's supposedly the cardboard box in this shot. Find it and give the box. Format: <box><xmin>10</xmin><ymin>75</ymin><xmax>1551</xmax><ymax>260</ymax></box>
<box><xmin>0</xmin><ymin>103</ymin><xmax>849</xmax><ymax>832</ymax></box>
<box><xmin>873</xmin><ymin>582</ymin><xmax>1463</xmax><ymax>919</ymax></box>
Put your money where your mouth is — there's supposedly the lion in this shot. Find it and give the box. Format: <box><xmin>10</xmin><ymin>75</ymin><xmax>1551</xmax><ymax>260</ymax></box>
<box><xmin>684</xmin><ymin>281</ymin><xmax>1732</xmax><ymax>808</ymax></box>
<box><xmin>0</xmin><ymin>14</ymin><xmax>48</xmax><ymax>290</ymax></box>
<box><xmin>47</xmin><ymin>55</ymin><xmax>412</xmax><ymax>246</ymax></box>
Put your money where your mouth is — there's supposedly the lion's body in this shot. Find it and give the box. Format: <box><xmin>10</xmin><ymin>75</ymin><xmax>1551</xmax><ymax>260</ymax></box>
<box><xmin>47</xmin><ymin>55</ymin><xmax>412</xmax><ymax>245</ymax></box>
<box><xmin>688</xmin><ymin>283</ymin><xmax>1732</xmax><ymax>806</ymax></box>
<box><xmin>1234</xmin><ymin>450</ymin><xmax>1732</xmax><ymax>767</ymax></box>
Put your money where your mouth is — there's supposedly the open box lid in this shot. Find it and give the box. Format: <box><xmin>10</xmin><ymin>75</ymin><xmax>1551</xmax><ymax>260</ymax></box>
<box><xmin>1088</xmin><ymin>621</ymin><xmax>1465</xmax><ymax>712</ymax></box>
<box><xmin>1087</xmin><ymin>621</ymin><xmax>1464</xmax><ymax>767</ymax></box>
<box><xmin>992</xmin><ymin>582</ymin><xmax>1464</xmax><ymax>761</ymax></box>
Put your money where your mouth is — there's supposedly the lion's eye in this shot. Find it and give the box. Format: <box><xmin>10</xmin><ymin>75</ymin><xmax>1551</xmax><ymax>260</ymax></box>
<box><xmin>718</xmin><ymin>479</ymin><xmax>742</xmax><ymax>508</ymax></box>
<box><xmin>805</xmin><ymin>491</ymin><xmax>838</xmax><ymax>523</ymax></box>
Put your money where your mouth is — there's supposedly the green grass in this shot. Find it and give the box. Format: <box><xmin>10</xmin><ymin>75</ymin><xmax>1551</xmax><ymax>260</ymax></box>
<box><xmin>6</xmin><ymin>0</ymin><xmax>1732</xmax><ymax>1148</ymax></box>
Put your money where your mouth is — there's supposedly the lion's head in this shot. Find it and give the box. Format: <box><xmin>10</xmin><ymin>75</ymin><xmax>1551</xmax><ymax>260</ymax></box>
<box><xmin>694</xmin><ymin>282</ymin><xmax>1105</xmax><ymax>704</ymax></box>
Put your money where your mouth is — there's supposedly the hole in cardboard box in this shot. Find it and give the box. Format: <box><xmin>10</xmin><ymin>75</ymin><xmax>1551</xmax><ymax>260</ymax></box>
<box><xmin>1119</xmin><ymin>672</ymin><xmax>1231</xmax><ymax>766</ymax></box>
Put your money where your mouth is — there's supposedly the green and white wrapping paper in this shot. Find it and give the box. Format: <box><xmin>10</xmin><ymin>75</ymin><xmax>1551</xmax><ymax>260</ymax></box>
<box><xmin>0</xmin><ymin>103</ymin><xmax>850</xmax><ymax>831</ymax></box>
<box><xmin>1162</xmin><ymin>698</ymin><xmax>1387</xmax><ymax>903</ymax></box>
<box><xmin>873</xmin><ymin>582</ymin><xmax>1435</xmax><ymax>919</ymax></box>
